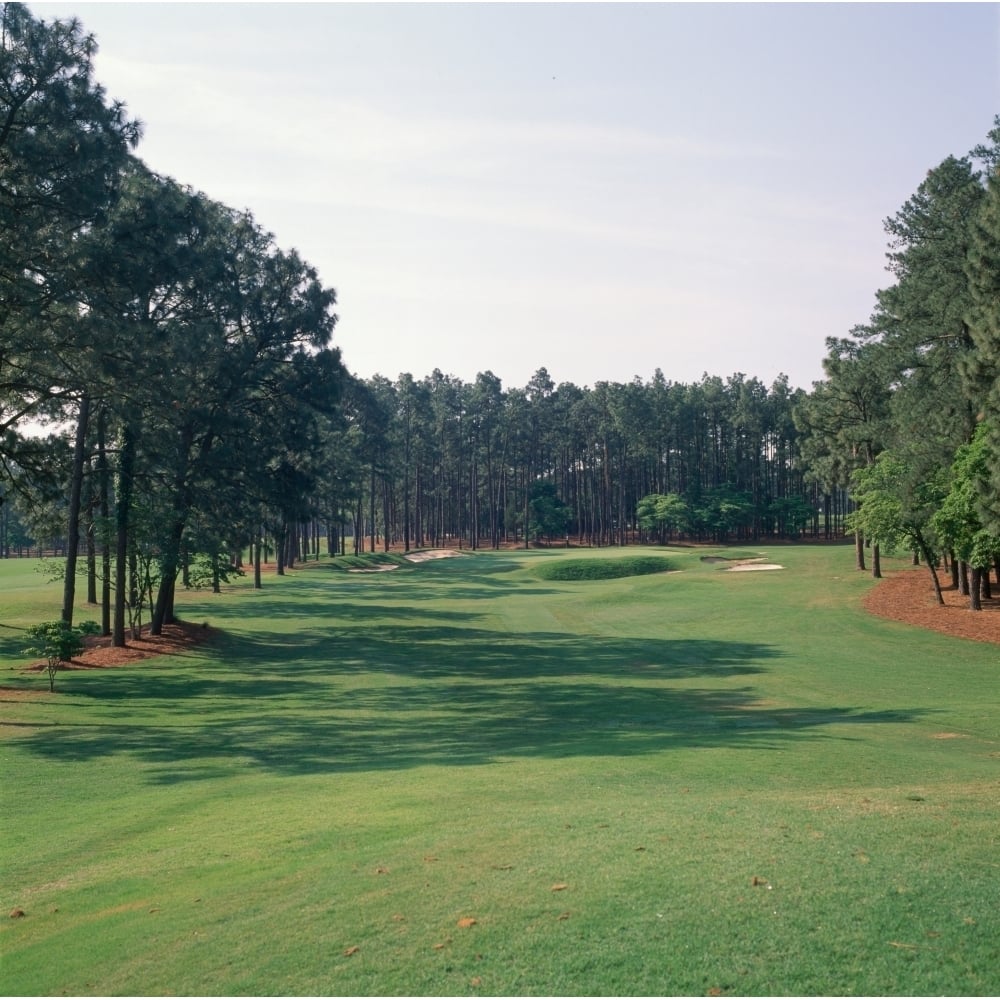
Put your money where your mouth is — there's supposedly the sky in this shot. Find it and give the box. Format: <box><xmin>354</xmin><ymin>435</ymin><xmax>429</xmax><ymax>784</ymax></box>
<box><xmin>29</xmin><ymin>1</ymin><xmax>1000</xmax><ymax>393</ymax></box>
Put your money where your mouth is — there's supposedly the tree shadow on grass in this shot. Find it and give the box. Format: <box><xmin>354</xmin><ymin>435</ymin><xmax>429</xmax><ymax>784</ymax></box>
<box><xmin>0</xmin><ymin>624</ymin><xmax>28</xmax><ymax>662</ymax></box>
<box><xmin>5</xmin><ymin>621</ymin><xmax>936</xmax><ymax>783</ymax></box>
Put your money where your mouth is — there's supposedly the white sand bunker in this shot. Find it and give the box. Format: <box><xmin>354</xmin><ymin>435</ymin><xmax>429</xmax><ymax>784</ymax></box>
<box><xmin>727</xmin><ymin>558</ymin><xmax>784</xmax><ymax>572</ymax></box>
<box><xmin>347</xmin><ymin>549</ymin><xmax>462</xmax><ymax>573</ymax></box>
<box><xmin>403</xmin><ymin>548</ymin><xmax>464</xmax><ymax>563</ymax></box>
<box><xmin>348</xmin><ymin>548</ymin><xmax>464</xmax><ymax>572</ymax></box>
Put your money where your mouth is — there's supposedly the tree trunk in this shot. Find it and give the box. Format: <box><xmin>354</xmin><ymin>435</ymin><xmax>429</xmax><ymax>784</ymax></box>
<box><xmin>112</xmin><ymin>420</ymin><xmax>136</xmax><ymax>648</ymax></box>
<box><xmin>382</xmin><ymin>477</ymin><xmax>391</xmax><ymax>552</ymax></box>
<box><xmin>403</xmin><ymin>445</ymin><xmax>411</xmax><ymax>553</ymax></box>
<box><xmin>523</xmin><ymin>465</ymin><xmax>531</xmax><ymax>550</ymax></box>
<box><xmin>913</xmin><ymin>529</ymin><xmax>944</xmax><ymax>606</ymax></box>
<box><xmin>969</xmin><ymin>566</ymin><xmax>983</xmax><ymax>611</ymax></box>
<box><xmin>85</xmin><ymin>449</ymin><xmax>97</xmax><ymax>605</ymax></box>
<box><xmin>353</xmin><ymin>496</ymin><xmax>363</xmax><ymax>555</ymax></box>
<box><xmin>151</xmin><ymin>515</ymin><xmax>184</xmax><ymax>634</ymax></box>
<box><xmin>855</xmin><ymin>530</ymin><xmax>866</xmax><ymax>572</ymax></box>
<box><xmin>276</xmin><ymin>521</ymin><xmax>287</xmax><ymax>575</ymax></box>
<box><xmin>369</xmin><ymin>465</ymin><xmax>377</xmax><ymax>553</ymax></box>
<box><xmin>97</xmin><ymin>410</ymin><xmax>111</xmax><ymax>636</ymax></box>
<box><xmin>128</xmin><ymin>547</ymin><xmax>141</xmax><ymax>638</ymax></box>
<box><xmin>86</xmin><ymin>517</ymin><xmax>97</xmax><ymax>603</ymax></box>
<box><xmin>62</xmin><ymin>394</ymin><xmax>91</xmax><ymax>626</ymax></box>
<box><xmin>871</xmin><ymin>542</ymin><xmax>881</xmax><ymax>579</ymax></box>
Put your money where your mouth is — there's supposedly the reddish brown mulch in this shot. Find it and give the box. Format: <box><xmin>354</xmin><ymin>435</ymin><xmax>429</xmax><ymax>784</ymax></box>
<box><xmin>3</xmin><ymin>621</ymin><xmax>217</xmax><ymax>703</ymax></box>
<box><xmin>863</xmin><ymin>567</ymin><xmax>1000</xmax><ymax>645</ymax></box>
<box><xmin>25</xmin><ymin>620</ymin><xmax>218</xmax><ymax>672</ymax></box>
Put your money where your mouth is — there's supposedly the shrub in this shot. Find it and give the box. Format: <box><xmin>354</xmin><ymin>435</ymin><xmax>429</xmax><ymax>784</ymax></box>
<box><xmin>22</xmin><ymin>620</ymin><xmax>100</xmax><ymax>692</ymax></box>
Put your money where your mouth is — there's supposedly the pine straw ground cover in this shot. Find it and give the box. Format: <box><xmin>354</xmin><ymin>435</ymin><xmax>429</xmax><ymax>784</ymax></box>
<box><xmin>864</xmin><ymin>565</ymin><xmax>1000</xmax><ymax>645</ymax></box>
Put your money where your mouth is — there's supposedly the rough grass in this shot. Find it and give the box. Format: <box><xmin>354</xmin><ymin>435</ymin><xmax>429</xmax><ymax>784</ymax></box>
<box><xmin>1</xmin><ymin>546</ymin><xmax>998</xmax><ymax>996</ymax></box>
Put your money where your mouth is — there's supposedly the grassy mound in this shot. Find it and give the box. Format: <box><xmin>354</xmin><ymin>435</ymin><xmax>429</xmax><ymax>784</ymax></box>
<box><xmin>534</xmin><ymin>555</ymin><xmax>674</xmax><ymax>580</ymax></box>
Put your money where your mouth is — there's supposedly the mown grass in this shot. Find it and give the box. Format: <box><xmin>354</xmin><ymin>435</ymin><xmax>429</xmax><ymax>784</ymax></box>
<box><xmin>1</xmin><ymin>545</ymin><xmax>998</xmax><ymax>996</ymax></box>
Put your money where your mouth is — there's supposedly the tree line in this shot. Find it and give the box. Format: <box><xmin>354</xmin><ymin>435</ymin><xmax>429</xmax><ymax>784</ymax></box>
<box><xmin>2</xmin><ymin>4</ymin><xmax>344</xmax><ymax>645</ymax></box>
<box><xmin>325</xmin><ymin>367</ymin><xmax>822</xmax><ymax>555</ymax></box>
<box><xmin>3</xmin><ymin>3</ymin><xmax>1000</xmax><ymax>646</ymax></box>
<box><xmin>796</xmin><ymin>122</ymin><xmax>1000</xmax><ymax>610</ymax></box>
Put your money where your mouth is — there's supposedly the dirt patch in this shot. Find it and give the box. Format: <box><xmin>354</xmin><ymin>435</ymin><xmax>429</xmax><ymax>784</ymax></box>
<box><xmin>864</xmin><ymin>567</ymin><xmax>1000</xmax><ymax>645</ymax></box>
<box><xmin>348</xmin><ymin>565</ymin><xmax>399</xmax><ymax>573</ymax></box>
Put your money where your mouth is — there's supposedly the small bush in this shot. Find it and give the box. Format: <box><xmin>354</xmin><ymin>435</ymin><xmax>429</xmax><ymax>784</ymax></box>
<box><xmin>535</xmin><ymin>556</ymin><xmax>674</xmax><ymax>581</ymax></box>
<box><xmin>23</xmin><ymin>620</ymin><xmax>100</xmax><ymax>692</ymax></box>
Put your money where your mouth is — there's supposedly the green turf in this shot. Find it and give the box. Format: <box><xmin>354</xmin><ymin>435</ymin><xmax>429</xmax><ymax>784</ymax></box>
<box><xmin>1</xmin><ymin>545</ymin><xmax>998</xmax><ymax>995</ymax></box>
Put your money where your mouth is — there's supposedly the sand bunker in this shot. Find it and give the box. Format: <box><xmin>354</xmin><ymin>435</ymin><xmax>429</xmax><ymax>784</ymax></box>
<box><xmin>348</xmin><ymin>549</ymin><xmax>464</xmax><ymax>573</ymax></box>
<box><xmin>701</xmin><ymin>554</ymin><xmax>784</xmax><ymax>572</ymax></box>
<box><xmin>727</xmin><ymin>559</ymin><xmax>784</xmax><ymax>572</ymax></box>
<box><xmin>403</xmin><ymin>548</ymin><xmax>463</xmax><ymax>563</ymax></box>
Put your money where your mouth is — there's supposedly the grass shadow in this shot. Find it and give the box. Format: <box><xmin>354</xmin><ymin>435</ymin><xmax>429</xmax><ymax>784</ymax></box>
<box><xmin>6</xmin><ymin>620</ymin><xmax>935</xmax><ymax>783</ymax></box>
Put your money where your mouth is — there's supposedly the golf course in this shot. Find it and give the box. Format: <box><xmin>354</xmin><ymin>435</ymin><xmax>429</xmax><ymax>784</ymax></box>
<box><xmin>1</xmin><ymin>544</ymin><xmax>998</xmax><ymax>996</ymax></box>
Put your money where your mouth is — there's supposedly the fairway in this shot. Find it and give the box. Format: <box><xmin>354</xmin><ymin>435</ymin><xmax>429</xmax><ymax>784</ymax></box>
<box><xmin>2</xmin><ymin>545</ymin><xmax>999</xmax><ymax>996</ymax></box>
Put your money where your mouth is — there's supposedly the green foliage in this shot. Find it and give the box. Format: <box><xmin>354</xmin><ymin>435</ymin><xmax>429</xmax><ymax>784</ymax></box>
<box><xmin>966</xmin><ymin>145</ymin><xmax>1000</xmax><ymax>519</ymax></box>
<box><xmin>848</xmin><ymin>453</ymin><xmax>909</xmax><ymax>554</ymax></box>
<box><xmin>185</xmin><ymin>553</ymin><xmax>245</xmax><ymax>591</ymax></box>
<box><xmin>794</xmin><ymin>337</ymin><xmax>893</xmax><ymax>493</ymax></box>
<box><xmin>797</xmin><ymin>119</ymin><xmax>1000</xmax><ymax>579</ymax></box>
<box><xmin>0</xmin><ymin>2</ymin><xmax>140</xmax><ymax>481</ymax></box>
<box><xmin>933</xmin><ymin>425</ymin><xmax>1000</xmax><ymax>568</ymax></box>
<box><xmin>534</xmin><ymin>555</ymin><xmax>674</xmax><ymax>580</ymax></box>
<box><xmin>767</xmin><ymin>495</ymin><xmax>813</xmax><ymax>538</ymax></box>
<box><xmin>527</xmin><ymin>481</ymin><xmax>570</xmax><ymax>543</ymax></box>
<box><xmin>685</xmin><ymin>485</ymin><xmax>755</xmax><ymax>541</ymax></box>
<box><xmin>636</xmin><ymin>492</ymin><xmax>690</xmax><ymax>541</ymax></box>
<box><xmin>21</xmin><ymin>619</ymin><xmax>99</xmax><ymax>691</ymax></box>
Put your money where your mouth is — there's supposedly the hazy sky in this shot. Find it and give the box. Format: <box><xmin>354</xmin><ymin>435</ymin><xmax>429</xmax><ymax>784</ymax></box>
<box><xmin>31</xmin><ymin>2</ymin><xmax>1000</xmax><ymax>392</ymax></box>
